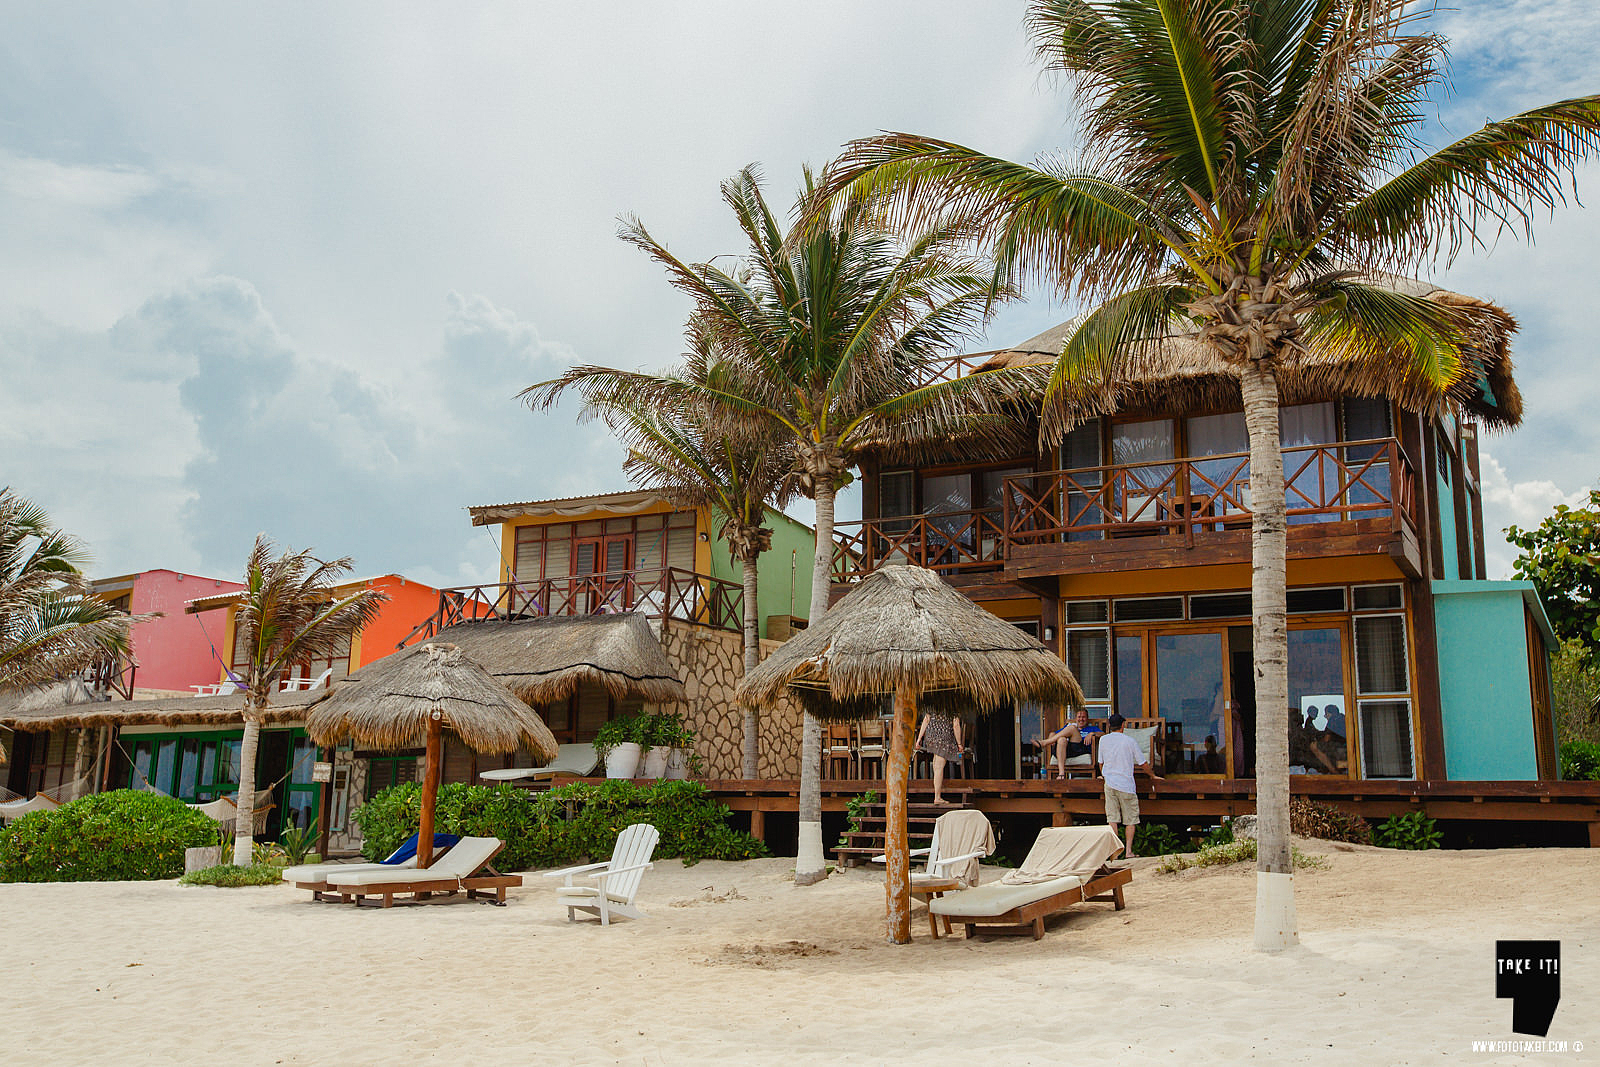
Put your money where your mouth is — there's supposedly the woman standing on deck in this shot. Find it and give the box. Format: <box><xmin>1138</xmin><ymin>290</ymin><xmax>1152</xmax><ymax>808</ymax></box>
<box><xmin>915</xmin><ymin>709</ymin><xmax>965</xmax><ymax>805</ymax></box>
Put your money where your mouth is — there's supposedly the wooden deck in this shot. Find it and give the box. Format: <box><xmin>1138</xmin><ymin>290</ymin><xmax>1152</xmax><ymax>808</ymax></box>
<box><xmin>697</xmin><ymin>777</ymin><xmax>1600</xmax><ymax>847</ymax></box>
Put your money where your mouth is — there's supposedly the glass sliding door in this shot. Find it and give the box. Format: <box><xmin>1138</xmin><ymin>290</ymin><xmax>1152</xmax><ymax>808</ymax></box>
<box><xmin>1287</xmin><ymin>626</ymin><xmax>1350</xmax><ymax>775</ymax></box>
<box><xmin>1153</xmin><ymin>630</ymin><xmax>1227</xmax><ymax>775</ymax></box>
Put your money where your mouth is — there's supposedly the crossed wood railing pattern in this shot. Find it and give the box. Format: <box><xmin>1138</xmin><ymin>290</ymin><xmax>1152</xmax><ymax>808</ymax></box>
<box><xmin>398</xmin><ymin>567</ymin><xmax>744</xmax><ymax>648</ymax></box>
<box><xmin>833</xmin><ymin>438</ymin><xmax>1415</xmax><ymax>577</ymax></box>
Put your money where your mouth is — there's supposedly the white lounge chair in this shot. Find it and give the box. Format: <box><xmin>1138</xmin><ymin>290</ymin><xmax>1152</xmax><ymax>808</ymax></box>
<box><xmin>544</xmin><ymin>822</ymin><xmax>659</xmax><ymax>926</ymax></box>
<box><xmin>478</xmin><ymin>743</ymin><xmax>600</xmax><ymax>783</ymax></box>
<box><xmin>929</xmin><ymin>826</ymin><xmax>1129</xmax><ymax>940</ymax></box>
<box><xmin>281</xmin><ymin>667</ymin><xmax>333</xmax><ymax>692</ymax></box>
<box><xmin>283</xmin><ymin>833</ymin><xmax>459</xmax><ymax>901</ymax></box>
<box><xmin>324</xmin><ymin>836</ymin><xmax>520</xmax><ymax>908</ymax></box>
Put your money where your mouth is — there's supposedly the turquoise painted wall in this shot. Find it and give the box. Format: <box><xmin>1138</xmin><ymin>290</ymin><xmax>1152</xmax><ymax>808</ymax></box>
<box><xmin>1432</xmin><ymin>580</ymin><xmax>1540</xmax><ymax>780</ymax></box>
<box><xmin>706</xmin><ymin>508</ymin><xmax>815</xmax><ymax>635</ymax></box>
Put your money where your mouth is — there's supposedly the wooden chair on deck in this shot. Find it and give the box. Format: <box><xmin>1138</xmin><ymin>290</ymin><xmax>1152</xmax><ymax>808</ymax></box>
<box><xmin>825</xmin><ymin>723</ymin><xmax>856</xmax><ymax>779</ymax></box>
<box><xmin>857</xmin><ymin>718</ymin><xmax>887</xmax><ymax>779</ymax></box>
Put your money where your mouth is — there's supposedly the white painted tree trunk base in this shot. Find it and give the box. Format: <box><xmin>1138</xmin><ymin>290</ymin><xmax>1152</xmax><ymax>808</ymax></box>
<box><xmin>795</xmin><ymin>821</ymin><xmax>827</xmax><ymax>885</ymax></box>
<box><xmin>1253</xmin><ymin>871</ymin><xmax>1299</xmax><ymax>952</ymax></box>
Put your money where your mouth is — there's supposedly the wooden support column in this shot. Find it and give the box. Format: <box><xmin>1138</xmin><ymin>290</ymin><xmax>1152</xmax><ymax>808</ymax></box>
<box><xmin>417</xmin><ymin>714</ymin><xmax>443</xmax><ymax>869</ymax></box>
<box><xmin>884</xmin><ymin>687</ymin><xmax>917</xmax><ymax>945</ymax></box>
<box><xmin>70</xmin><ymin>728</ymin><xmax>89</xmax><ymax>800</ymax></box>
<box><xmin>1410</xmin><ymin>580</ymin><xmax>1448</xmax><ymax>780</ymax></box>
<box><xmin>1589</xmin><ymin>821</ymin><xmax>1600</xmax><ymax>849</ymax></box>
<box><xmin>749</xmin><ymin>808</ymin><xmax>766</xmax><ymax>843</ymax></box>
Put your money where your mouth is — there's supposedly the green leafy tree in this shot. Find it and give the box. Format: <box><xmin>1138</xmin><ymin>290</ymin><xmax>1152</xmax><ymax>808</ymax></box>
<box><xmin>526</xmin><ymin>166</ymin><xmax>1025</xmax><ymax>884</ymax></box>
<box><xmin>0</xmin><ymin>487</ymin><xmax>134</xmax><ymax>694</ymax></box>
<box><xmin>823</xmin><ymin>1</ymin><xmax>1600</xmax><ymax>948</ymax></box>
<box><xmin>1509</xmin><ymin>488</ymin><xmax>1600</xmax><ymax>650</ymax></box>
<box><xmin>192</xmin><ymin>536</ymin><xmax>386</xmax><ymax>865</ymax></box>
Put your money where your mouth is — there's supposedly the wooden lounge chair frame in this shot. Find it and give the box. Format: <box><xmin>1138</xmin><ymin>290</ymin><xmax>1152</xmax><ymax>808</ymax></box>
<box><xmin>331</xmin><ymin>841</ymin><xmax>521</xmax><ymax>909</ymax></box>
<box><xmin>938</xmin><ymin>865</ymin><xmax>1132</xmax><ymax>941</ymax></box>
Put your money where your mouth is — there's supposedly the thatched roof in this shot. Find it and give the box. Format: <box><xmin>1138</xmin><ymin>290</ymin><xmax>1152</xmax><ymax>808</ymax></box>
<box><xmin>420</xmin><ymin>613</ymin><xmax>686</xmax><ymax>706</ymax></box>
<box><xmin>0</xmin><ymin>686</ymin><xmax>329</xmax><ymax>733</ymax></box>
<box><xmin>976</xmin><ymin>280</ymin><xmax>1521</xmax><ymax>430</ymax></box>
<box><xmin>305</xmin><ymin>643</ymin><xmax>559</xmax><ymax>759</ymax></box>
<box><xmin>737</xmin><ymin>565</ymin><xmax>1084</xmax><ymax>719</ymax></box>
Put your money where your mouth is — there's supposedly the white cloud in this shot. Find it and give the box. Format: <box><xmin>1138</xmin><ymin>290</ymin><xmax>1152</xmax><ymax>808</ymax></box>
<box><xmin>1477</xmin><ymin>452</ymin><xmax>1591</xmax><ymax>579</ymax></box>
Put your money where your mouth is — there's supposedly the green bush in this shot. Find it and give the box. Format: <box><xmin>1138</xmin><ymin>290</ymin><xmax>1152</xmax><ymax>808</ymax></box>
<box><xmin>1372</xmin><ymin>811</ymin><xmax>1442</xmax><ymax>850</ymax></box>
<box><xmin>1158</xmin><ymin>838</ymin><xmax>1329</xmax><ymax>873</ymax></box>
<box><xmin>0</xmin><ymin>789</ymin><xmax>219</xmax><ymax>882</ymax></box>
<box><xmin>1132</xmin><ymin>822</ymin><xmax>1183</xmax><ymax>856</ymax></box>
<box><xmin>352</xmin><ymin>779</ymin><xmax>768</xmax><ymax>870</ymax></box>
<box><xmin>179</xmin><ymin>862</ymin><xmax>283</xmax><ymax>887</ymax></box>
<box><xmin>1559</xmin><ymin>740</ymin><xmax>1600</xmax><ymax>781</ymax></box>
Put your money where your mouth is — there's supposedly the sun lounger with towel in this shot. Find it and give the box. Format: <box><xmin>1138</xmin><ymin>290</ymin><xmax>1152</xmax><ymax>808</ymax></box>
<box><xmin>929</xmin><ymin>826</ymin><xmax>1129</xmax><ymax>940</ymax></box>
<box><xmin>282</xmin><ymin>833</ymin><xmax>462</xmax><ymax>901</ymax></box>
<box><xmin>323</xmin><ymin>835</ymin><xmax>521</xmax><ymax>908</ymax></box>
<box><xmin>872</xmin><ymin>807</ymin><xmax>996</xmax><ymax>887</ymax></box>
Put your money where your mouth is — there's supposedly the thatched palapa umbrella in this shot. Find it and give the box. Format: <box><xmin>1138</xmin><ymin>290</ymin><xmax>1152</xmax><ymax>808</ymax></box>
<box><xmin>306</xmin><ymin>643</ymin><xmax>558</xmax><ymax>868</ymax></box>
<box><xmin>737</xmin><ymin>565</ymin><xmax>1083</xmax><ymax>944</ymax></box>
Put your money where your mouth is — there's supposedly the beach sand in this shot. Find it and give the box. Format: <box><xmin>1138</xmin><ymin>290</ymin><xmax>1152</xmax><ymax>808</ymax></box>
<box><xmin>1</xmin><ymin>842</ymin><xmax>1595</xmax><ymax>1065</ymax></box>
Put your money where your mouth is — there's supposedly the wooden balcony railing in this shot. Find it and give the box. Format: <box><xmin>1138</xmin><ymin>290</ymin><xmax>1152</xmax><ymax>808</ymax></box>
<box><xmin>833</xmin><ymin>509</ymin><xmax>1009</xmax><ymax>581</ymax></box>
<box><xmin>833</xmin><ymin>438</ymin><xmax>1414</xmax><ymax>578</ymax></box>
<box><xmin>398</xmin><ymin>567</ymin><xmax>744</xmax><ymax>648</ymax></box>
<box><xmin>1006</xmin><ymin>438</ymin><xmax>1414</xmax><ymax>548</ymax></box>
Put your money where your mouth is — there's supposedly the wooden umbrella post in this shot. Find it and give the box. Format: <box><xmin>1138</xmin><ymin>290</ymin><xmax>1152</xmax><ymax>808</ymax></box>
<box><xmin>884</xmin><ymin>686</ymin><xmax>917</xmax><ymax>945</ymax></box>
<box><xmin>417</xmin><ymin>713</ymin><xmax>443</xmax><ymax>869</ymax></box>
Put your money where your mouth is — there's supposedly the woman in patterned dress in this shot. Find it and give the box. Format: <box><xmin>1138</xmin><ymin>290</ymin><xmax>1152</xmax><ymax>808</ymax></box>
<box><xmin>915</xmin><ymin>709</ymin><xmax>965</xmax><ymax>805</ymax></box>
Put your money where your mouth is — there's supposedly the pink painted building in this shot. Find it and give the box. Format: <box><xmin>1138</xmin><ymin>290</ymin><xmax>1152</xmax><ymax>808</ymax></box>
<box><xmin>91</xmin><ymin>570</ymin><xmax>246</xmax><ymax>695</ymax></box>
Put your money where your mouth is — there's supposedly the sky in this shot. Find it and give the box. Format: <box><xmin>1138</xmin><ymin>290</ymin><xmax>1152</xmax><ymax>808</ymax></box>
<box><xmin>0</xmin><ymin>2</ymin><xmax>1594</xmax><ymax>589</ymax></box>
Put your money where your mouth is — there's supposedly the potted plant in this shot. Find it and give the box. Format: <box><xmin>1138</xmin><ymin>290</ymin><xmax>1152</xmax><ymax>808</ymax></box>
<box><xmin>640</xmin><ymin>711</ymin><xmax>673</xmax><ymax>779</ymax></box>
<box><xmin>642</xmin><ymin>711</ymin><xmax>696</xmax><ymax>779</ymax></box>
<box><xmin>595</xmin><ymin>715</ymin><xmax>643</xmax><ymax>779</ymax></box>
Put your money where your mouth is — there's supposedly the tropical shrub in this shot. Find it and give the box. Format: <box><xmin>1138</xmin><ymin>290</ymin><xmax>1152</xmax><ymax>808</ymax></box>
<box><xmin>837</xmin><ymin>790</ymin><xmax>878</xmax><ymax>848</ymax></box>
<box><xmin>1559</xmin><ymin>740</ymin><xmax>1600</xmax><ymax>781</ymax></box>
<box><xmin>352</xmin><ymin>779</ymin><xmax>768</xmax><ymax>870</ymax></box>
<box><xmin>0</xmin><ymin>789</ymin><xmax>218</xmax><ymax>882</ymax></box>
<box><xmin>1290</xmin><ymin>798</ymin><xmax>1372</xmax><ymax>844</ymax></box>
<box><xmin>179</xmin><ymin>862</ymin><xmax>283</xmax><ymax>887</ymax></box>
<box><xmin>1132</xmin><ymin>822</ymin><xmax>1182</xmax><ymax>857</ymax></box>
<box><xmin>1158</xmin><ymin>839</ymin><xmax>1328</xmax><ymax>873</ymax></box>
<box><xmin>1372</xmin><ymin>811</ymin><xmax>1443</xmax><ymax>850</ymax></box>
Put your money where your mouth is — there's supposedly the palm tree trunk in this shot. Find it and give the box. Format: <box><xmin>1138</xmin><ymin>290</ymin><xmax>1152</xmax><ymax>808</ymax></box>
<box><xmin>233</xmin><ymin>710</ymin><xmax>263</xmax><ymax>865</ymax></box>
<box><xmin>1242</xmin><ymin>357</ymin><xmax>1297</xmax><ymax>952</ymax></box>
<box><xmin>70</xmin><ymin>728</ymin><xmax>89</xmax><ymax>800</ymax></box>
<box><xmin>740</xmin><ymin>556</ymin><xmax>761</xmax><ymax>780</ymax></box>
<box><xmin>884</xmin><ymin>685</ymin><xmax>916</xmax><ymax>944</ymax></box>
<box><xmin>794</xmin><ymin>480</ymin><xmax>836</xmax><ymax>885</ymax></box>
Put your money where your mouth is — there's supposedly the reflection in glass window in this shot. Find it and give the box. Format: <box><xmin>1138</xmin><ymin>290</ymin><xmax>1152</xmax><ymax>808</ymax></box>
<box><xmin>1067</xmin><ymin>629</ymin><xmax>1110</xmax><ymax>702</ymax></box>
<box><xmin>1287</xmin><ymin>628</ymin><xmax>1348</xmax><ymax>775</ymax></box>
<box><xmin>1115</xmin><ymin>635</ymin><xmax>1143</xmax><ymax>719</ymax></box>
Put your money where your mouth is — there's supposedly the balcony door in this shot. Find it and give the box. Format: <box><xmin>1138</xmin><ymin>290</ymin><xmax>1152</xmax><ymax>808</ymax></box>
<box><xmin>1152</xmin><ymin>628</ymin><xmax>1232</xmax><ymax>776</ymax></box>
<box><xmin>575</xmin><ymin>535</ymin><xmax>633</xmax><ymax>612</ymax></box>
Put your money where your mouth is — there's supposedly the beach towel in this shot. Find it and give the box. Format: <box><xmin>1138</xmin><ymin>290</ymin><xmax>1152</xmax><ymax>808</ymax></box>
<box><xmin>1000</xmin><ymin>826</ymin><xmax>1122</xmax><ymax>885</ymax></box>
<box><xmin>386</xmin><ymin>833</ymin><xmax>462</xmax><ymax>865</ymax></box>
<box><xmin>933</xmin><ymin>809</ymin><xmax>996</xmax><ymax>887</ymax></box>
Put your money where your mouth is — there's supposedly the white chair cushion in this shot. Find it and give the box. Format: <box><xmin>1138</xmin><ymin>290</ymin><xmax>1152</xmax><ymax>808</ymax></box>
<box><xmin>1124</xmin><ymin>726</ymin><xmax>1158</xmax><ymax>763</ymax></box>
<box><xmin>1062</xmin><ymin>753</ymin><xmax>1092</xmax><ymax>767</ymax></box>
<box><xmin>281</xmin><ymin>858</ymin><xmax>418</xmax><ymax>883</ymax></box>
<box><xmin>928</xmin><ymin>875</ymin><xmax>1086</xmax><ymax>918</ymax></box>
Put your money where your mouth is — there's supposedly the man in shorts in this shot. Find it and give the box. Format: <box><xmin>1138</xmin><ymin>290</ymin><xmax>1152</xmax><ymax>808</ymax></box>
<box><xmin>1097</xmin><ymin>713</ymin><xmax>1149</xmax><ymax>858</ymax></box>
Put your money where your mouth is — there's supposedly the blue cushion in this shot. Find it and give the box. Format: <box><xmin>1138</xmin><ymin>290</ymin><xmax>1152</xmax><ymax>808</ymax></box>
<box><xmin>383</xmin><ymin>833</ymin><xmax>461</xmax><ymax>865</ymax></box>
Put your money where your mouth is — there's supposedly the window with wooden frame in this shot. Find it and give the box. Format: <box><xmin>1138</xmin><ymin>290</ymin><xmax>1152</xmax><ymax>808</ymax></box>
<box><xmin>513</xmin><ymin>511</ymin><xmax>697</xmax><ymax>582</ymax></box>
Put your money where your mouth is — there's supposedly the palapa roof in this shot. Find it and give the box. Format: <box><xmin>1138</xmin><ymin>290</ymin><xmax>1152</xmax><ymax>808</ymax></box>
<box><xmin>420</xmin><ymin>613</ymin><xmax>686</xmax><ymax>707</ymax></box>
<box><xmin>737</xmin><ymin>565</ymin><xmax>1084</xmax><ymax>719</ymax></box>
<box><xmin>306</xmin><ymin>643</ymin><xmax>559</xmax><ymax>759</ymax></box>
<box><xmin>976</xmin><ymin>280</ymin><xmax>1522</xmax><ymax>430</ymax></box>
<box><xmin>0</xmin><ymin>685</ymin><xmax>329</xmax><ymax>733</ymax></box>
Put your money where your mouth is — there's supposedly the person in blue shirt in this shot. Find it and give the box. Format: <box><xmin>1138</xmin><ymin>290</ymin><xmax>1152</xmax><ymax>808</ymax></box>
<box><xmin>1031</xmin><ymin>706</ymin><xmax>1100</xmax><ymax>779</ymax></box>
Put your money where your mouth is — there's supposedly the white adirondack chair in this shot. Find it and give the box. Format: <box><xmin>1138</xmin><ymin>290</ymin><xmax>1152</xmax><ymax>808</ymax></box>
<box><xmin>544</xmin><ymin>823</ymin><xmax>660</xmax><ymax>925</ymax></box>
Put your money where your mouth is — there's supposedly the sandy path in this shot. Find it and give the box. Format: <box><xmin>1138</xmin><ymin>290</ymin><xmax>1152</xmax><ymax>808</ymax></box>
<box><xmin>2</xmin><ymin>844</ymin><xmax>1596</xmax><ymax>1065</ymax></box>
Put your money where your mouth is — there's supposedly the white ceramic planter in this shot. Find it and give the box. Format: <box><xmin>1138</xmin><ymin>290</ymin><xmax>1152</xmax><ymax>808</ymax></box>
<box><xmin>642</xmin><ymin>745</ymin><xmax>671</xmax><ymax>779</ymax></box>
<box><xmin>605</xmin><ymin>741</ymin><xmax>642</xmax><ymax>779</ymax></box>
<box><xmin>664</xmin><ymin>748</ymin><xmax>690</xmax><ymax>780</ymax></box>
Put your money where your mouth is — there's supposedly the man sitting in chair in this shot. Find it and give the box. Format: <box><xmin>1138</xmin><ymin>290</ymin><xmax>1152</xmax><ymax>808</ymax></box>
<box><xmin>1031</xmin><ymin>707</ymin><xmax>1100</xmax><ymax>780</ymax></box>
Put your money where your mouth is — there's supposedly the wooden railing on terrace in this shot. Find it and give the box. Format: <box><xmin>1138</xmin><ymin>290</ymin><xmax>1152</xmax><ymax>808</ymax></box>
<box><xmin>832</xmin><ymin>438</ymin><xmax>1414</xmax><ymax>579</ymax></box>
<box><xmin>1007</xmin><ymin>438</ymin><xmax>1414</xmax><ymax>548</ymax></box>
<box><xmin>398</xmin><ymin>567</ymin><xmax>744</xmax><ymax>648</ymax></box>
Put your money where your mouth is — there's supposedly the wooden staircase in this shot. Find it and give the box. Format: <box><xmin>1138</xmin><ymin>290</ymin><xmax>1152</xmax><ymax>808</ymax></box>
<box><xmin>832</xmin><ymin>789</ymin><xmax>974</xmax><ymax>868</ymax></box>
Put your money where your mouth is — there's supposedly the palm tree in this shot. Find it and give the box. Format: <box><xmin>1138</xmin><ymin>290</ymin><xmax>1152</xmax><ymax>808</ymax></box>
<box><xmin>821</xmin><ymin>0</ymin><xmax>1600</xmax><ymax>947</ymax></box>
<box><xmin>209</xmin><ymin>536</ymin><xmax>386</xmax><ymax>865</ymax></box>
<box><xmin>573</xmin><ymin>349</ymin><xmax>797</xmax><ymax>777</ymax></box>
<box><xmin>0</xmin><ymin>487</ymin><xmax>134</xmax><ymax>694</ymax></box>
<box><xmin>526</xmin><ymin>166</ymin><xmax>1026</xmax><ymax>884</ymax></box>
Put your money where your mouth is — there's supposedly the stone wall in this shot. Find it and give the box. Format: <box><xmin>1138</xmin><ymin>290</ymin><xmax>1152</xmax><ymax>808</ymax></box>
<box><xmin>659</xmin><ymin>622</ymin><xmax>802</xmax><ymax>780</ymax></box>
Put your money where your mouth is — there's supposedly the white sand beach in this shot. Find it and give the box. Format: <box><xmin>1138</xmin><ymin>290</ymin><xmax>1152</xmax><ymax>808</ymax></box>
<box><xmin>1</xmin><ymin>843</ymin><xmax>1595</xmax><ymax>1065</ymax></box>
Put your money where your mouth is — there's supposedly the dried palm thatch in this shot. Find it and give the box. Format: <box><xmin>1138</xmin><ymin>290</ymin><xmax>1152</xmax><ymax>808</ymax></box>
<box><xmin>976</xmin><ymin>281</ymin><xmax>1521</xmax><ymax>431</ymax></box>
<box><xmin>737</xmin><ymin>564</ymin><xmax>1083</xmax><ymax>718</ymax></box>
<box><xmin>0</xmin><ymin>686</ymin><xmax>328</xmax><ymax>732</ymax></box>
<box><xmin>424</xmin><ymin>613</ymin><xmax>686</xmax><ymax>707</ymax></box>
<box><xmin>306</xmin><ymin>643</ymin><xmax>558</xmax><ymax>760</ymax></box>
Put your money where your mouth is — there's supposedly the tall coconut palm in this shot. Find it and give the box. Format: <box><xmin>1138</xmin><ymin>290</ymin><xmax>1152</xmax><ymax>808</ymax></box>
<box><xmin>822</xmin><ymin>0</ymin><xmax>1600</xmax><ymax>947</ymax></box>
<box><xmin>575</xmin><ymin>346</ymin><xmax>797</xmax><ymax>777</ymax></box>
<box><xmin>206</xmin><ymin>536</ymin><xmax>386</xmax><ymax>865</ymax></box>
<box><xmin>525</xmin><ymin>166</ymin><xmax>1027</xmax><ymax>884</ymax></box>
<box><xmin>0</xmin><ymin>487</ymin><xmax>134</xmax><ymax>694</ymax></box>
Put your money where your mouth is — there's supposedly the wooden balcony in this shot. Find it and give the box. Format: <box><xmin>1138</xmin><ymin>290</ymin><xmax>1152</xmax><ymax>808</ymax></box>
<box><xmin>399</xmin><ymin>567</ymin><xmax>744</xmax><ymax>648</ymax></box>
<box><xmin>834</xmin><ymin>438</ymin><xmax>1420</xmax><ymax>583</ymax></box>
